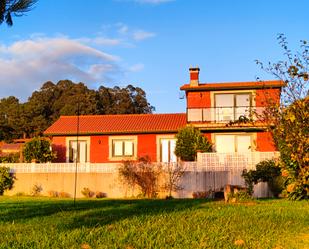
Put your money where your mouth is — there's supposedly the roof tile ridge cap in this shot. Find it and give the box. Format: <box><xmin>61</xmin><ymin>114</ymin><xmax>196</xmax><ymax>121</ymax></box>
<box><xmin>190</xmin><ymin>79</ymin><xmax>284</xmax><ymax>85</ymax></box>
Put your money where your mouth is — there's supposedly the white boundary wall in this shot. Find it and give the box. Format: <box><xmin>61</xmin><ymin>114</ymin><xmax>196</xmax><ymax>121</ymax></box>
<box><xmin>3</xmin><ymin>152</ymin><xmax>280</xmax><ymax>198</ymax></box>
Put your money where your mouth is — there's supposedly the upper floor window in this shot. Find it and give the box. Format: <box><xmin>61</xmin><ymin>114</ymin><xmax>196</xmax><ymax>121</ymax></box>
<box><xmin>215</xmin><ymin>93</ymin><xmax>251</xmax><ymax>121</ymax></box>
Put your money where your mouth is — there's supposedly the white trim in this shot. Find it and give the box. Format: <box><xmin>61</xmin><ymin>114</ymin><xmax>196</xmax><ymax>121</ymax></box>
<box><xmin>156</xmin><ymin>134</ymin><xmax>177</xmax><ymax>163</ymax></box>
<box><xmin>108</xmin><ymin>135</ymin><xmax>137</xmax><ymax>161</ymax></box>
<box><xmin>65</xmin><ymin>136</ymin><xmax>90</xmax><ymax>163</ymax></box>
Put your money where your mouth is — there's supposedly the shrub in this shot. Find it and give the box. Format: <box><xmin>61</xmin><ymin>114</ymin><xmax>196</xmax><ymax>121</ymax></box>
<box><xmin>47</xmin><ymin>190</ymin><xmax>58</xmax><ymax>197</ymax></box>
<box><xmin>242</xmin><ymin>160</ymin><xmax>284</xmax><ymax>197</ymax></box>
<box><xmin>162</xmin><ymin>162</ymin><xmax>185</xmax><ymax>198</ymax></box>
<box><xmin>0</xmin><ymin>153</ymin><xmax>19</xmax><ymax>163</ymax></box>
<box><xmin>31</xmin><ymin>184</ymin><xmax>42</xmax><ymax>196</ymax></box>
<box><xmin>23</xmin><ymin>137</ymin><xmax>56</xmax><ymax>163</ymax></box>
<box><xmin>227</xmin><ymin>191</ymin><xmax>253</xmax><ymax>203</ymax></box>
<box><xmin>58</xmin><ymin>192</ymin><xmax>70</xmax><ymax>198</ymax></box>
<box><xmin>118</xmin><ymin>156</ymin><xmax>162</xmax><ymax>198</ymax></box>
<box><xmin>0</xmin><ymin>166</ymin><xmax>15</xmax><ymax>195</ymax></box>
<box><xmin>192</xmin><ymin>190</ymin><xmax>214</xmax><ymax>199</ymax></box>
<box><xmin>81</xmin><ymin>187</ymin><xmax>95</xmax><ymax>198</ymax></box>
<box><xmin>95</xmin><ymin>191</ymin><xmax>107</xmax><ymax>198</ymax></box>
<box><xmin>175</xmin><ymin>126</ymin><xmax>212</xmax><ymax>161</ymax></box>
<box><xmin>15</xmin><ymin>192</ymin><xmax>26</xmax><ymax>196</ymax></box>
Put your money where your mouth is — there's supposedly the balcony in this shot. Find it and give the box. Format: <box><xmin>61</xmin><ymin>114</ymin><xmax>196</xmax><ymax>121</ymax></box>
<box><xmin>187</xmin><ymin>106</ymin><xmax>265</xmax><ymax>124</ymax></box>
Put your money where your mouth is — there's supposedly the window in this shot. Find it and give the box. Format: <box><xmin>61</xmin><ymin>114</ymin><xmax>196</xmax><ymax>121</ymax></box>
<box><xmin>160</xmin><ymin>138</ymin><xmax>177</xmax><ymax>163</ymax></box>
<box><xmin>109</xmin><ymin>136</ymin><xmax>137</xmax><ymax>160</ymax></box>
<box><xmin>112</xmin><ymin>139</ymin><xmax>134</xmax><ymax>157</ymax></box>
<box><xmin>215</xmin><ymin>134</ymin><xmax>253</xmax><ymax>153</ymax></box>
<box><xmin>69</xmin><ymin>140</ymin><xmax>88</xmax><ymax>163</ymax></box>
<box><xmin>215</xmin><ymin>93</ymin><xmax>251</xmax><ymax>121</ymax></box>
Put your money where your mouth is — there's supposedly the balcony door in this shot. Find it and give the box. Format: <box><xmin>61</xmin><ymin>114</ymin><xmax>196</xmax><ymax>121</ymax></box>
<box><xmin>215</xmin><ymin>93</ymin><xmax>251</xmax><ymax>121</ymax></box>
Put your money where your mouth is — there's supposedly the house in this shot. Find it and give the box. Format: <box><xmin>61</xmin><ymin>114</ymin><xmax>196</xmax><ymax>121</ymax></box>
<box><xmin>44</xmin><ymin>67</ymin><xmax>284</xmax><ymax>163</ymax></box>
<box><xmin>44</xmin><ymin>113</ymin><xmax>186</xmax><ymax>163</ymax></box>
<box><xmin>181</xmin><ymin>67</ymin><xmax>284</xmax><ymax>153</ymax></box>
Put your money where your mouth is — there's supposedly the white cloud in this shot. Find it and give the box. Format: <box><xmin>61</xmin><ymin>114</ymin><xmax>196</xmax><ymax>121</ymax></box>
<box><xmin>133</xmin><ymin>30</ymin><xmax>156</xmax><ymax>41</ymax></box>
<box><xmin>0</xmin><ymin>37</ymin><xmax>121</xmax><ymax>100</ymax></box>
<box><xmin>129</xmin><ymin>63</ymin><xmax>144</xmax><ymax>72</ymax></box>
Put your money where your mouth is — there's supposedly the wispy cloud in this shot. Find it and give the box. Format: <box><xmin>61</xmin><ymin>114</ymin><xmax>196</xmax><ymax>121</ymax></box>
<box><xmin>133</xmin><ymin>30</ymin><xmax>156</xmax><ymax>41</ymax></box>
<box><xmin>0</xmin><ymin>37</ymin><xmax>121</xmax><ymax>100</ymax></box>
<box><xmin>129</xmin><ymin>63</ymin><xmax>144</xmax><ymax>72</ymax></box>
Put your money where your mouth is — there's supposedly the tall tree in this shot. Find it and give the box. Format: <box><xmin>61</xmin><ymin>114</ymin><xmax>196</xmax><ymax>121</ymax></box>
<box><xmin>256</xmin><ymin>34</ymin><xmax>309</xmax><ymax>200</ymax></box>
<box><xmin>0</xmin><ymin>0</ymin><xmax>37</xmax><ymax>26</ymax></box>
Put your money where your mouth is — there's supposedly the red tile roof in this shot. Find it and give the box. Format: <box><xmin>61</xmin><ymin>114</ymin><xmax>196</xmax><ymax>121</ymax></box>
<box><xmin>180</xmin><ymin>80</ymin><xmax>285</xmax><ymax>91</ymax></box>
<box><xmin>0</xmin><ymin>143</ymin><xmax>22</xmax><ymax>152</ymax></box>
<box><xmin>44</xmin><ymin>113</ymin><xmax>187</xmax><ymax>135</ymax></box>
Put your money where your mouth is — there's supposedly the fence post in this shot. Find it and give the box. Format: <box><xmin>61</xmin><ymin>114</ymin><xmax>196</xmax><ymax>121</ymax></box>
<box><xmin>31</xmin><ymin>162</ymin><xmax>36</xmax><ymax>173</ymax></box>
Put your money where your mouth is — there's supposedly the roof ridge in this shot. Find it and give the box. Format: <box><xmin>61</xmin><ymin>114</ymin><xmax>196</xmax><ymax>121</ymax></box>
<box><xmin>60</xmin><ymin>113</ymin><xmax>186</xmax><ymax>118</ymax></box>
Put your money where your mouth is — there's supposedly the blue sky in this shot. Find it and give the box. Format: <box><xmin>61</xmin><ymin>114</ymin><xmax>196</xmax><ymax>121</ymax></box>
<box><xmin>1</xmin><ymin>0</ymin><xmax>308</xmax><ymax>113</ymax></box>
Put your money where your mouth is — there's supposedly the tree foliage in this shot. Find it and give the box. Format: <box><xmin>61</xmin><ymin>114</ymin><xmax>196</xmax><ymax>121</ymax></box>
<box><xmin>242</xmin><ymin>160</ymin><xmax>284</xmax><ymax>197</ymax></box>
<box><xmin>0</xmin><ymin>80</ymin><xmax>154</xmax><ymax>141</ymax></box>
<box><xmin>0</xmin><ymin>0</ymin><xmax>37</xmax><ymax>26</ymax></box>
<box><xmin>23</xmin><ymin>137</ymin><xmax>56</xmax><ymax>163</ymax></box>
<box><xmin>0</xmin><ymin>167</ymin><xmax>15</xmax><ymax>195</ymax></box>
<box><xmin>175</xmin><ymin>126</ymin><xmax>212</xmax><ymax>161</ymax></box>
<box><xmin>256</xmin><ymin>34</ymin><xmax>309</xmax><ymax>200</ymax></box>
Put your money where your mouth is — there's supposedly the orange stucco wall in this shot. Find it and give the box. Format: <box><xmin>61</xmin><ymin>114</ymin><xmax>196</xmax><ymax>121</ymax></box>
<box><xmin>52</xmin><ymin>136</ymin><xmax>66</xmax><ymax>162</ymax></box>
<box><xmin>51</xmin><ymin>133</ymin><xmax>174</xmax><ymax>163</ymax></box>
<box><xmin>256</xmin><ymin>131</ymin><xmax>276</xmax><ymax>151</ymax></box>
<box><xmin>90</xmin><ymin>136</ymin><xmax>109</xmax><ymax>163</ymax></box>
<box><xmin>186</xmin><ymin>92</ymin><xmax>211</xmax><ymax>108</ymax></box>
<box><xmin>255</xmin><ymin>89</ymin><xmax>281</xmax><ymax>107</ymax></box>
<box><xmin>137</xmin><ymin>134</ymin><xmax>157</xmax><ymax>161</ymax></box>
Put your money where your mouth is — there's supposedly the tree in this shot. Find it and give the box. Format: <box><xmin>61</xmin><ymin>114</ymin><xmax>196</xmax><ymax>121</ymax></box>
<box><xmin>175</xmin><ymin>126</ymin><xmax>212</xmax><ymax>161</ymax></box>
<box><xmin>0</xmin><ymin>0</ymin><xmax>37</xmax><ymax>26</ymax></box>
<box><xmin>256</xmin><ymin>34</ymin><xmax>309</xmax><ymax>200</ymax></box>
<box><xmin>0</xmin><ymin>167</ymin><xmax>15</xmax><ymax>195</ymax></box>
<box><xmin>162</xmin><ymin>162</ymin><xmax>185</xmax><ymax>198</ymax></box>
<box><xmin>0</xmin><ymin>80</ymin><xmax>155</xmax><ymax>141</ymax></box>
<box><xmin>118</xmin><ymin>157</ymin><xmax>162</xmax><ymax>198</ymax></box>
<box><xmin>23</xmin><ymin>137</ymin><xmax>56</xmax><ymax>163</ymax></box>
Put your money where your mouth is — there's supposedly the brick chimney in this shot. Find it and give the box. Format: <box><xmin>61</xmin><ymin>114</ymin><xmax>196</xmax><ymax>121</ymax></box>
<box><xmin>189</xmin><ymin>67</ymin><xmax>200</xmax><ymax>86</ymax></box>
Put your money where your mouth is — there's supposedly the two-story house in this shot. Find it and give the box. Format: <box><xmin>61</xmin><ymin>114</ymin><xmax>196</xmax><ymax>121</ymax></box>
<box><xmin>181</xmin><ymin>67</ymin><xmax>284</xmax><ymax>153</ymax></box>
<box><xmin>44</xmin><ymin>67</ymin><xmax>284</xmax><ymax>163</ymax></box>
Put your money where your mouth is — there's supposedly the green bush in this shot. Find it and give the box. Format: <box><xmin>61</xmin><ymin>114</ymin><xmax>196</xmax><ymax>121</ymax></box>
<box><xmin>242</xmin><ymin>160</ymin><xmax>284</xmax><ymax>197</ymax></box>
<box><xmin>23</xmin><ymin>137</ymin><xmax>56</xmax><ymax>163</ymax></box>
<box><xmin>0</xmin><ymin>153</ymin><xmax>19</xmax><ymax>163</ymax></box>
<box><xmin>0</xmin><ymin>166</ymin><xmax>15</xmax><ymax>195</ymax></box>
<box><xmin>175</xmin><ymin>126</ymin><xmax>212</xmax><ymax>161</ymax></box>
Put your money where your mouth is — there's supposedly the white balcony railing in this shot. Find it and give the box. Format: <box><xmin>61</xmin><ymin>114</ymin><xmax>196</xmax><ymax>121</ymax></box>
<box><xmin>187</xmin><ymin>106</ymin><xmax>265</xmax><ymax>123</ymax></box>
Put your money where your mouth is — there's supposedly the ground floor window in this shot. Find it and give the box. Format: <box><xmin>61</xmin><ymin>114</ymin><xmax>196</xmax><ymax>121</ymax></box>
<box><xmin>69</xmin><ymin>140</ymin><xmax>88</xmax><ymax>163</ymax></box>
<box><xmin>215</xmin><ymin>134</ymin><xmax>253</xmax><ymax>153</ymax></box>
<box><xmin>109</xmin><ymin>136</ymin><xmax>137</xmax><ymax>160</ymax></box>
<box><xmin>160</xmin><ymin>138</ymin><xmax>177</xmax><ymax>163</ymax></box>
<box><xmin>112</xmin><ymin>139</ymin><xmax>134</xmax><ymax>157</ymax></box>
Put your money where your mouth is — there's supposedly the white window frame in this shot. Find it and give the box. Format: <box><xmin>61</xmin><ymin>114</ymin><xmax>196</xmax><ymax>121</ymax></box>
<box><xmin>213</xmin><ymin>133</ymin><xmax>257</xmax><ymax>153</ymax></box>
<box><xmin>65</xmin><ymin>136</ymin><xmax>90</xmax><ymax>163</ymax></box>
<box><xmin>108</xmin><ymin>135</ymin><xmax>137</xmax><ymax>160</ymax></box>
<box><xmin>156</xmin><ymin>135</ymin><xmax>177</xmax><ymax>163</ymax></box>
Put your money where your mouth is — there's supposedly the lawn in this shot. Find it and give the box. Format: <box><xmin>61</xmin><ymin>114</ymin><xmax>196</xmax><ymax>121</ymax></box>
<box><xmin>0</xmin><ymin>197</ymin><xmax>308</xmax><ymax>249</ymax></box>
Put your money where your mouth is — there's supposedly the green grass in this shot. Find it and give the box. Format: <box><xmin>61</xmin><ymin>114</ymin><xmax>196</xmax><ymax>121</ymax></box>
<box><xmin>0</xmin><ymin>197</ymin><xmax>308</xmax><ymax>249</ymax></box>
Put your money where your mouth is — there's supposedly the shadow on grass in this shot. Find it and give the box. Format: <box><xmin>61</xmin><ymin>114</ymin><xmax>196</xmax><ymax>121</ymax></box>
<box><xmin>0</xmin><ymin>197</ymin><xmax>209</xmax><ymax>228</ymax></box>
